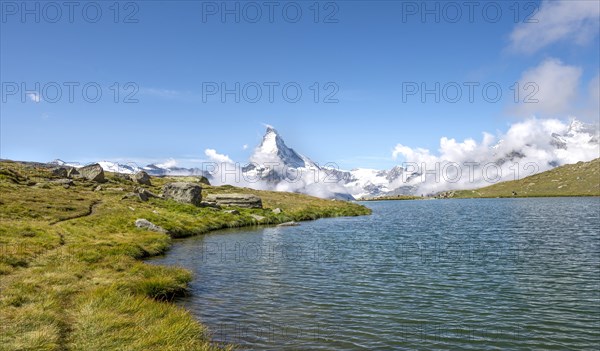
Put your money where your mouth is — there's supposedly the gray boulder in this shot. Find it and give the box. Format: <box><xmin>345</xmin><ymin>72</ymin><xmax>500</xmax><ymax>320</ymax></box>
<box><xmin>162</xmin><ymin>182</ymin><xmax>202</xmax><ymax>206</ymax></box>
<box><xmin>135</xmin><ymin>219</ymin><xmax>167</xmax><ymax>233</ymax></box>
<box><xmin>79</xmin><ymin>163</ymin><xmax>105</xmax><ymax>182</ymax></box>
<box><xmin>223</xmin><ymin>209</ymin><xmax>240</xmax><ymax>215</ymax></box>
<box><xmin>131</xmin><ymin>171</ymin><xmax>151</xmax><ymax>186</ymax></box>
<box><xmin>67</xmin><ymin>167</ymin><xmax>80</xmax><ymax>178</ymax></box>
<box><xmin>250</xmin><ymin>214</ymin><xmax>266</xmax><ymax>222</ymax></box>
<box><xmin>198</xmin><ymin>176</ymin><xmax>211</xmax><ymax>185</ymax></box>
<box><xmin>50</xmin><ymin>178</ymin><xmax>74</xmax><ymax>186</ymax></box>
<box><xmin>272</xmin><ymin>208</ymin><xmax>282</xmax><ymax>214</ymax></box>
<box><xmin>51</xmin><ymin>167</ymin><xmax>68</xmax><ymax>177</ymax></box>
<box><xmin>204</xmin><ymin>193</ymin><xmax>263</xmax><ymax>208</ymax></box>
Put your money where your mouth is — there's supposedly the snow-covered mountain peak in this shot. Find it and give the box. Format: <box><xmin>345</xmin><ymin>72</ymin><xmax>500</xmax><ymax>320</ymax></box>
<box><xmin>251</xmin><ymin>127</ymin><xmax>313</xmax><ymax>169</ymax></box>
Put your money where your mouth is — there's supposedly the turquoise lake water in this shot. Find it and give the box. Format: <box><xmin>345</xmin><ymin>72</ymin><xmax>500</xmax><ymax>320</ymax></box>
<box><xmin>150</xmin><ymin>198</ymin><xmax>600</xmax><ymax>350</ymax></box>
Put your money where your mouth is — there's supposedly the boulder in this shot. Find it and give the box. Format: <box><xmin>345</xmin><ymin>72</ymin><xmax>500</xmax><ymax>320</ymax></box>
<box><xmin>51</xmin><ymin>167</ymin><xmax>68</xmax><ymax>177</ymax></box>
<box><xmin>135</xmin><ymin>187</ymin><xmax>158</xmax><ymax>198</ymax></box>
<box><xmin>50</xmin><ymin>178</ymin><xmax>74</xmax><ymax>186</ymax></box>
<box><xmin>162</xmin><ymin>182</ymin><xmax>202</xmax><ymax>206</ymax></box>
<box><xmin>67</xmin><ymin>167</ymin><xmax>80</xmax><ymax>178</ymax></box>
<box><xmin>250</xmin><ymin>214</ymin><xmax>266</xmax><ymax>222</ymax></box>
<box><xmin>277</xmin><ymin>221</ymin><xmax>300</xmax><ymax>227</ymax></box>
<box><xmin>131</xmin><ymin>171</ymin><xmax>151</xmax><ymax>186</ymax></box>
<box><xmin>204</xmin><ymin>193</ymin><xmax>262</xmax><ymax>209</ymax></box>
<box><xmin>135</xmin><ymin>219</ymin><xmax>167</xmax><ymax>233</ymax></box>
<box><xmin>200</xmin><ymin>201</ymin><xmax>221</xmax><ymax>209</ymax></box>
<box><xmin>79</xmin><ymin>163</ymin><xmax>105</xmax><ymax>182</ymax></box>
<box><xmin>272</xmin><ymin>208</ymin><xmax>282</xmax><ymax>214</ymax></box>
<box><xmin>122</xmin><ymin>192</ymin><xmax>147</xmax><ymax>202</ymax></box>
<box><xmin>198</xmin><ymin>176</ymin><xmax>211</xmax><ymax>185</ymax></box>
<box><xmin>223</xmin><ymin>209</ymin><xmax>240</xmax><ymax>215</ymax></box>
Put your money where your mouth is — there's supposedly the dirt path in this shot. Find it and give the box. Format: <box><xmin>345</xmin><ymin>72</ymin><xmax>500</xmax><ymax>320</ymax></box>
<box><xmin>50</xmin><ymin>200</ymin><xmax>101</xmax><ymax>225</ymax></box>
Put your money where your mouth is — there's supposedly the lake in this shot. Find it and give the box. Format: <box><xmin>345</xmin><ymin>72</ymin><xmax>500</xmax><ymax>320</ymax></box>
<box><xmin>149</xmin><ymin>198</ymin><xmax>600</xmax><ymax>350</ymax></box>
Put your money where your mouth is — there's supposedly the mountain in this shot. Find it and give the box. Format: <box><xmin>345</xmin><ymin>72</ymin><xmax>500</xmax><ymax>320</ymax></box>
<box><xmin>449</xmin><ymin>158</ymin><xmax>600</xmax><ymax>198</ymax></box>
<box><xmin>51</xmin><ymin>118</ymin><xmax>599</xmax><ymax>200</ymax></box>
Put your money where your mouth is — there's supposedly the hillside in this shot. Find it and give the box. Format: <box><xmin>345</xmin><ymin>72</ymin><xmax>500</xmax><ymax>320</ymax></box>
<box><xmin>0</xmin><ymin>160</ymin><xmax>370</xmax><ymax>350</ymax></box>
<box><xmin>449</xmin><ymin>158</ymin><xmax>600</xmax><ymax>198</ymax></box>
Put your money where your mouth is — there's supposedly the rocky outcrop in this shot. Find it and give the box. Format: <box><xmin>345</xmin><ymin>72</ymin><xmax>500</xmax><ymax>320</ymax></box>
<box><xmin>51</xmin><ymin>167</ymin><xmax>68</xmax><ymax>177</ymax></box>
<box><xmin>198</xmin><ymin>176</ymin><xmax>210</xmax><ymax>185</ymax></box>
<box><xmin>122</xmin><ymin>187</ymin><xmax>159</xmax><ymax>202</ymax></box>
<box><xmin>131</xmin><ymin>171</ymin><xmax>151</xmax><ymax>186</ymax></box>
<box><xmin>162</xmin><ymin>182</ymin><xmax>202</xmax><ymax>206</ymax></box>
<box><xmin>79</xmin><ymin>164</ymin><xmax>105</xmax><ymax>182</ymax></box>
<box><xmin>67</xmin><ymin>167</ymin><xmax>80</xmax><ymax>178</ymax></box>
<box><xmin>50</xmin><ymin>178</ymin><xmax>73</xmax><ymax>186</ymax></box>
<box><xmin>135</xmin><ymin>218</ymin><xmax>167</xmax><ymax>233</ymax></box>
<box><xmin>204</xmin><ymin>194</ymin><xmax>263</xmax><ymax>208</ymax></box>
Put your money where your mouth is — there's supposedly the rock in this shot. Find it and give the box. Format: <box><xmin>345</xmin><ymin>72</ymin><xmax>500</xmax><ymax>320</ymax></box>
<box><xmin>204</xmin><ymin>194</ymin><xmax>262</xmax><ymax>209</ymax></box>
<box><xmin>223</xmin><ymin>209</ymin><xmax>240</xmax><ymax>215</ymax></box>
<box><xmin>272</xmin><ymin>208</ymin><xmax>282</xmax><ymax>214</ymax></box>
<box><xmin>122</xmin><ymin>192</ymin><xmax>148</xmax><ymax>202</ymax></box>
<box><xmin>198</xmin><ymin>176</ymin><xmax>211</xmax><ymax>185</ymax></box>
<box><xmin>162</xmin><ymin>182</ymin><xmax>202</xmax><ymax>206</ymax></box>
<box><xmin>277</xmin><ymin>221</ymin><xmax>300</xmax><ymax>227</ymax></box>
<box><xmin>67</xmin><ymin>167</ymin><xmax>80</xmax><ymax>178</ymax></box>
<box><xmin>51</xmin><ymin>167</ymin><xmax>68</xmax><ymax>177</ymax></box>
<box><xmin>200</xmin><ymin>201</ymin><xmax>221</xmax><ymax>209</ymax></box>
<box><xmin>135</xmin><ymin>187</ymin><xmax>158</xmax><ymax>198</ymax></box>
<box><xmin>94</xmin><ymin>185</ymin><xmax>103</xmax><ymax>191</ymax></box>
<box><xmin>105</xmin><ymin>187</ymin><xmax>125</xmax><ymax>192</ymax></box>
<box><xmin>79</xmin><ymin>163</ymin><xmax>105</xmax><ymax>182</ymax></box>
<box><xmin>135</xmin><ymin>219</ymin><xmax>167</xmax><ymax>233</ymax></box>
<box><xmin>250</xmin><ymin>214</ymin><xmax>266</xmax><ymax>221</ymax></box>
<box><xmin>512</xmin><ymin>191</ymin><xmax>518</xmax><ymax>196</ymax></box>
<box><xmin>51</xmin><ymin>178</ymin><xmax>74</xmax><ymax>186</ymax></box>
<box><xmin>131</xmin><ymin>171</ymin><xmax>151</xmax><ymax>186</ymax></box>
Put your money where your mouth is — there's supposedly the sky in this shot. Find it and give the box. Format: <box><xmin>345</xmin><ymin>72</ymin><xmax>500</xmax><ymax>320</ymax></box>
<box><xmin>1</xmin><ymin>0</ymin><xmax>599</xmax><ymax>170</ymax></box>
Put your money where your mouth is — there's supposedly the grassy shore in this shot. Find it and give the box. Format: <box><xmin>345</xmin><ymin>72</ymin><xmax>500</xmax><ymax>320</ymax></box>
<box><xmin>0</xmin><ymin>160</ymin><xmax>371</xmax><ymax>350</ymax></box>
<box><xmin>450</xmin><ymin>158</ymin><xmax>600</xmax><ymax>198</ymax></box>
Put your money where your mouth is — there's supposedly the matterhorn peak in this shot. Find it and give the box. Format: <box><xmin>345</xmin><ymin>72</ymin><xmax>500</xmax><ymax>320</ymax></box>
<box><xmin>250</xmin><ymin>126</ymin><xmax>316</xmax><ymax>169</ymax></box>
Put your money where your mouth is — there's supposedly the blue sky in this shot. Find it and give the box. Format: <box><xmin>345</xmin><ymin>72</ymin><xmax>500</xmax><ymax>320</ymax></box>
<box><xmin>1</xmin><ymin>0</ymin><xmax>599</xmax><ymax>170</ymax></box>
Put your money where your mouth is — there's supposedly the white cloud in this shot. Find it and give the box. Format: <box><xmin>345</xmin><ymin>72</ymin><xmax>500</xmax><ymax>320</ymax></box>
<box><xmin>511</xmin><ymin>58</ymin><xmax>582</xmax><ymax>117</ymax></box>
<box><xmin>242</xmin><ymin>144</ymin><xmax>248</xmax><ymax>150</ymax></box>
<box><xmin>204</xmin><ymin>148</ymin><xmax>233</xmax><ymax>163</ymax></box>
<box><xmin>155</xmin><ymin>158</ymin><xmax>178</xmax><ymax>168</ymax></box>
<box><xmin>509</xmin><ymin>0</ymin><xmax>600</xmax><ymax>54</ymax></box>
<box><xmin>27</xmin><ymin>92</ymin><xmax>40</xmax><ymax>103</ymax></box>
<box><xmin>392</xmin><ymin>118</ymin><xmax>599</xmax><ymax>195</ymax></box>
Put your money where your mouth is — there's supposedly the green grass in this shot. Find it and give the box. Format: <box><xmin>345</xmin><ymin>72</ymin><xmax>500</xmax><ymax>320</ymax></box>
<box><xmin>450</xmin><ymin>158</ymin><xmax>600</xmax><ymax>198</ymax></box>
<box><xmin>0</xmin><ymin>160</ymin><xmax>371</xmax><ymax>350</ymax></box>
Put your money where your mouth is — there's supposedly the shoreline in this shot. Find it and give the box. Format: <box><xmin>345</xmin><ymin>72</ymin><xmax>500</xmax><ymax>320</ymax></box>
<box><xmin>0</xmin><ymin>160</ymin><xmax>371</xmax><ymax>350</ymax></box>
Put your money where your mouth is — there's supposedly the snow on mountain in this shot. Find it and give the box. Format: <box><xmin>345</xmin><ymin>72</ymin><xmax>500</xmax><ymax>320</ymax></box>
<box><xmin>53</xmin><ymin>118</ymin><xmax>599</xmax><ymax>200</ymax></box>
